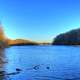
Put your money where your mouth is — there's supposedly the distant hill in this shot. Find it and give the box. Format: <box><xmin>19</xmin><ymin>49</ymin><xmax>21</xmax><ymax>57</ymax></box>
<box><xmin>52</xmin><ymin>28</ymin><xmax>80</xmax><ymax>45</ymax></box>
<box><xmin>0</xmin><ymin>24</ymin><xmax>50</xmax><ymax>47</ymax></box>
<box><xmin>7</xmin><ymin>39</ymin><xmax>39</xmax><ymax>46</ymax></box>
<box><xmin>39</xmin><ymin>42</ymin><xmax>51</xmax><ymax>45</ymax></box>
<box><xmin>7</xmin><ymin>39</ymin><xmax>51</xmax><ymax>46</ymax></box>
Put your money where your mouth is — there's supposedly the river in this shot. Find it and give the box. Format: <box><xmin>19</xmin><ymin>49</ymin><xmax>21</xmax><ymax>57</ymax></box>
<box><xmin>0</xmin><ymin>46</ymin><xmax>80</xmax><ymax>80</ymax></box>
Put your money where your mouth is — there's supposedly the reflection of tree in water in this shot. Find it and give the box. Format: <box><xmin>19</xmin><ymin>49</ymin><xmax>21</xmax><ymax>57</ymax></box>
<box><xmin>0</xmin><ymin>49</ymin><xmax>7</xmax><ymax>80</ymax></box>
<box><xmin>0</xmin><ymin>49</ymin><xmax>21</xmax><ymax>80</ymax></box>
<box><xmin>0</xmin><ymin>49</ymin><xmax>7</xmax><ymax>64</ymax></box>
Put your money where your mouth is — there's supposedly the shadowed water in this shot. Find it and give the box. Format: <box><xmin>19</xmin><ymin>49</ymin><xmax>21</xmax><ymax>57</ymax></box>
<box><xmin>0</xmin><ymin>46</ymin><xmax>80</xmax><ymax>80</ymax></box>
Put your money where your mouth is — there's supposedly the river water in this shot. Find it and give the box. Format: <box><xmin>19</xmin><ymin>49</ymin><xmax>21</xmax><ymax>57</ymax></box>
<box><xmin>0</xmin><ymin>46</ymin><xmax>80</xmax><ymax>80</ymax></box>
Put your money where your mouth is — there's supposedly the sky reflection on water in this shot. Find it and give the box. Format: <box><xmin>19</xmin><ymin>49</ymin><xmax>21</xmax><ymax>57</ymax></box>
<box><xmin>0</xmin><ymin>46</ymin><xmax>80</xmax><ymax>80</ymax></box>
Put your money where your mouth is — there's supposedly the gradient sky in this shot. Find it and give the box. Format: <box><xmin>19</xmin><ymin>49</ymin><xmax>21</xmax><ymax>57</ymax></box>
<box><xmin>0</xmin><ymin>0</ymin><xmax>80</xmax><ymax>42</ymax></box>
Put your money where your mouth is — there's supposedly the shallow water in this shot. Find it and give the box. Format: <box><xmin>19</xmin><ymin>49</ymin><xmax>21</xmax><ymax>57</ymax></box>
<box><xmin>0</xmin><ymin>46</ymin><xmax>80</xmax><ymax>80</ymax></box>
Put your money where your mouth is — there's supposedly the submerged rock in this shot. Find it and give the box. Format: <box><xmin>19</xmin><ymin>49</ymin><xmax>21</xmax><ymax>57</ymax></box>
<box><xmin>16</xmin><ymin>68</ymin><xmax>22</xmax><ymax>71</ymax></box>
<box><xmin>33</xmin><ymin>65</ymin><xmax>40</xmax><ymax>70</ymax></box>
<box><xmin>46</xmin><ymin>66</ymin><xmax>50</xmax><ymax>69</ymax></box>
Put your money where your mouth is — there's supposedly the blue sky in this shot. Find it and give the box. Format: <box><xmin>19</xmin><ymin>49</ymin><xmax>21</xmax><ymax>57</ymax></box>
<box><xmin>0</xmin><ymin>0</ymin><xmax>80</xmax><ymax>42</ymax></box>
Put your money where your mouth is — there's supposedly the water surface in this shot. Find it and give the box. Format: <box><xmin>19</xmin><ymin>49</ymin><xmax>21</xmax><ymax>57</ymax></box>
<box><xmin>1</xmin><ymin>46</ymin><xmax>80</xmax><ymax>80</ymax></box>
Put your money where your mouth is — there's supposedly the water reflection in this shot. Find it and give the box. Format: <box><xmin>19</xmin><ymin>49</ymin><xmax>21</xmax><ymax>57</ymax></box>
<box><xmin>0</xmin><ymin>48</ymin><xmax>7</xmax><ymax>80</ymax></box>
<box><xmin>3</xmin><ymin>46</ymin><xmax>80</xmax><ymax>80</ymax></box>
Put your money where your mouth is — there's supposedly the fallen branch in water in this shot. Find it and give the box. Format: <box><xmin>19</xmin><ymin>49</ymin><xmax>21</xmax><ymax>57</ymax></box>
<box><xmin>0</xmin><ymin>68</ymin><xmax>22</xmax><ymax>76</ymax></box>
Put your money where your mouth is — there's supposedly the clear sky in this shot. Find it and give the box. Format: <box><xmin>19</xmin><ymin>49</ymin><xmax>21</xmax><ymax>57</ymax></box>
<box><xmin>0</xmin><ymin>0</ymin><xmax>80</xmax><ymax>42</ymax></box>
